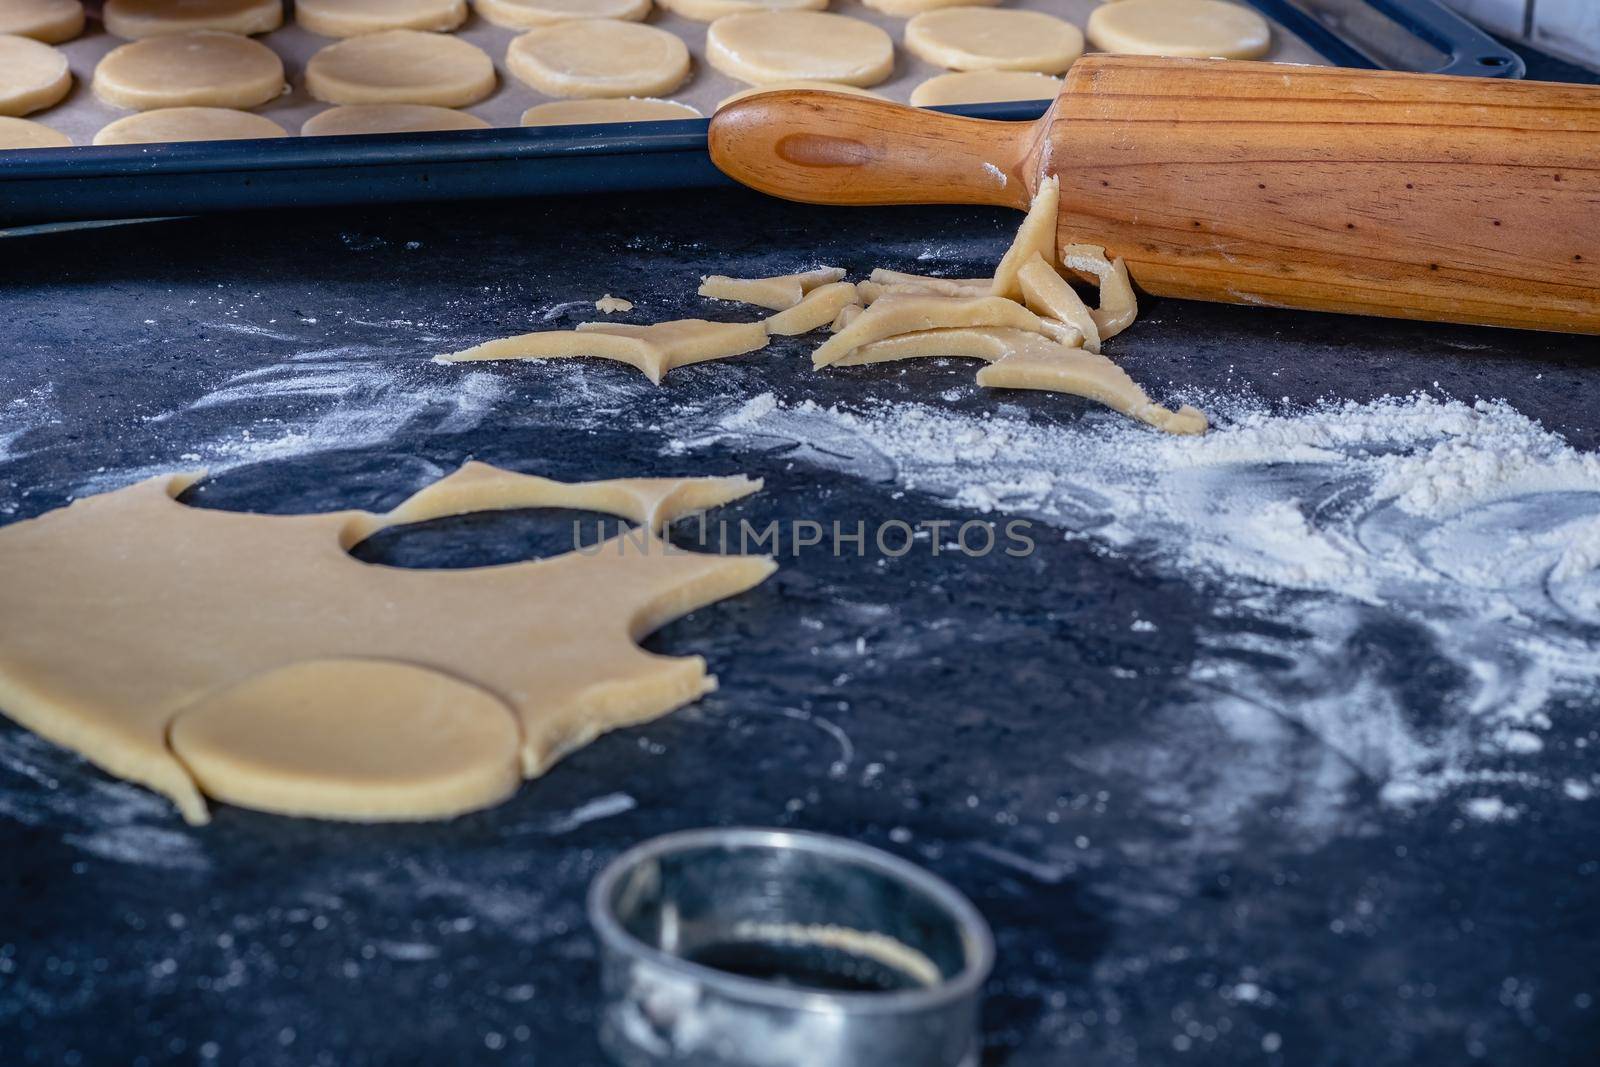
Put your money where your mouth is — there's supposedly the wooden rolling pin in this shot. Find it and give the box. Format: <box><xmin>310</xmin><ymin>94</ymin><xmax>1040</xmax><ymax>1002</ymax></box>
<box><xmin>709</xmin><ymin>56</ymin><xmax>1600</xmax><ymax>335</ymax></box>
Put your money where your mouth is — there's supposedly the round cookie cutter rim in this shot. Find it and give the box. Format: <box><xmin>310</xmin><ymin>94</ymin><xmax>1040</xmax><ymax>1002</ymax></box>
<box><xmin>587</xmin><ymin>825</ymin><xmax>996</xmax><ymax>1016</ymax></box>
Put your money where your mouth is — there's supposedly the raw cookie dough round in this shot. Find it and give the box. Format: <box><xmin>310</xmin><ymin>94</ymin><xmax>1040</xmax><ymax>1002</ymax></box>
<box><xmin>303</xmin><ymin>103</ymin><xmax>490</xmax><ymax>135</ymax></box>
<box><xmin>0</xmin><ymin>115</ymin><xmax>70</xmax><ymax>148</ymax></box>
<box><xmin>474</xmin><ymin>0</ymin><xmax>650</xmax><ymax>28</ymax></box>
<box><xmin>295</xmin><ymin>0</ymin><xmax>468</xmax><ymax>37</ymax></box>
<box><xmin>168</xmin><ymin>659</ymin><xmax>523</xmax><ymax>822</ymax></box>
<box><xmin>706</xmin><ymin>12</ymin><xmax>894</xmax><ymax>87</ymax></box>
<box><xmin>910</xmin><ymin>69</ymin><xmax>1061</xmax><ymax>106</ymax></box>
<box><xmin>905</xmin><ymin>8</ymin><xmax>1083</xmax><ymax>73</ymax></box>
<box><xmin>0</xmin><ymin>35</ymin><xmax>71</xmax><ymax>117</ymax></box>
<box><xmin>718</xmin><ymin>79</ymin><xmax>885</xmax><ymax>108</ymax></box>
<box><xmin>506</xmin><ymin>21</ymin><xmax>690</xmax><ymax>98</ymax></box>
<box><xmin>657</xmin><ymin>0</ymin><xmax>823</xmax><ymax>24</ymax></box>
<box><xmin>1086</xmin><ymin>0</ymin><xmax>1270</xmax><ymax>59</ymax></box>
<box><xmin>93</xmin><ymin>32</ymin><xmax>285</xmax><ymax>110</ymax></box>
<box><xmin>862</xmin><ymin>0</ymin><xmax>990</xmax><ymax>17</ymax></box>
<box><xmin>94</xmin><ymin>105</ymin><xmax>286</xmax><ymax>144</ymax></box>
<box><xmin>522</xmin><ymin>97</ymin><xmax>700</xmax><ymax>126</ymax></box>
<box><xmin>0</xmin><ymin>0</ymin><xmax>85</xmax><ymax>43</ymax></box>
<box><xmin>305</xmin><ymin>30</ymin><xmax>496</xmax><ymax>106</ymax></box>
<box><xmin>103</xmin><ymin>0</ymin><xmax>283</xmax><ymax>39</ymax></box>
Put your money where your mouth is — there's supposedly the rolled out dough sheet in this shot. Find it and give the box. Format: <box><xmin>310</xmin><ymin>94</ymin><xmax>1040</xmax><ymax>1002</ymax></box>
<box><xmin>0</xmin><ymin>462</ymin><xmax>775</xmax><ymax>823</ymax></box>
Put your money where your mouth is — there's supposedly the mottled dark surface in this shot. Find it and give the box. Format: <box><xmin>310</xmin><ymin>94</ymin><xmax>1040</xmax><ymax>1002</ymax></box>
<box><xmin>2</xmin><ymin>161</ymin><xmax>1599</xmax><ymax>1067</ymax></box>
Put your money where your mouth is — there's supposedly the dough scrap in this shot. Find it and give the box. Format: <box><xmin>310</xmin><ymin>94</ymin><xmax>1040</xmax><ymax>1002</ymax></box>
<box><xmin>1062</xmin><ymin>242</ymin><xmax>1138</xmax><ymax>341</ymax></box>
<box><xmin>0</xmin><ymin>35</ymin><xmax>71</xmax><ymax>117</ymax></box>
<box><xmin>0</xmin><ymin>115</ymin><xmax>70</xmax><ymax>148</ymax></box>
<box><xmin>302</xmin><ymin>104</ymin><xmax>490</xmax><ymax>136</ymax></box>
<box><xmin>765</xmin><ymin>281</ymin><xmax>860</xmax><ymax>335</ymax></box>
<box><xmin>810</xmin><ymin>292</ymin><xmax>1045</xmax><ymax>367</ymax></box>
<box><xmin>595</xmin><ymin>294</ymin><xmax>634</xmax><ymax>313</ymax></box>
<box><xmin>0</xmin><ymin>0</ymin><xmax>84</xmax><ymax>43</ymax></box>
<box><xmin>976</xmin><ymin>336</ymin><xmax>1208</xmax><ymax>435</ymax></box>
<box><xmin>904</xmin><ymin>8</ymin><xmax>1084</xmax><ymax>73</ymax></box>
<box><xmin>706</xmin><ymin>12</ymin><xmax>895</xmax><ymax>87</ymax></box>
<box><xmin>438</xmin><ymin>318</ymin><xmax>771</xmax><ymax>383</ymax></box>
<box><xmin>0</xmin><ymin>462</ymin><xmax>775</xmax><ymax>823</ymax></box>
<box><xmin>507</xmin><ymin>21</ymin><xmax>690</xmax><ymax>98</ymax></box>
<box><xmin>861</xmin><ymin>268</ymin><xmax>993</xmax><ymax>302</ymax></box>
<box><xmin>306</xmin><ymin>30</ymin><xmax>496</xmax><ymax>107</ymax></box>
<box><xmin>717</xmin><ymin>81</ymin><xmax>886</xmax><ymax>109</ymax></box>
<box><xmin>829</xmin><ymin>303</ymin><xmax>863</xmax><ymax>332</ymax></box>
<box><xmin>1086</xmin><ymin>0</ymin><xmax>1270</xmax><ymax>60</ymax></box>
<box><xmin>93</xmin><ymin>31</ymin><xmax>284</xmax><ymax>110</ymax></box>
<box><xmin>910</xmin><ymin>69</ymin><xmax>1060</xmax><ymax>107</ymax></box>
<box><xmin>475</xmin><ymin>0</ymin><xmax>650</xmax><ymax>28</ymax></box>
<box><xmin>699</xmin><ymin>266</ymin><xmax>846</xmax><ymax>310</ymax></box>
<box><xmin>95</xmin><ymin>106</ymin><xmax>287</xmax><ymax>144</ymax></box>
<box><xmin>658</xmin><ymin>0</ymin><xmax>823</xmax><ymax>23</ymax></box>
<box><xmin>522</xmin><ymin>97</ymin><xmax>701</xmax><ymax>126</ymax></box>
<box><xmin>103</xmin><ymin>0</ymin><xmax>283</xmax><ymax>39</ymax></box>
<box><xmin>296</xmin><ymin>0</ymin><xmax>468</xmax><ymax>37</ymax></box>
<box><xmin>863</xmin><ymin>0</ymin><xmax>992</xmax><ymax>16</ymax></box>
<box><xmin>1017</xmin><ymin>252</ymin><xmax>1101</xmax><ymax>353</ymax></box>
<box><xmin>991</xmin><ymin>174</ymin><xmax>1057</xmax><ymax>301</ymax></box>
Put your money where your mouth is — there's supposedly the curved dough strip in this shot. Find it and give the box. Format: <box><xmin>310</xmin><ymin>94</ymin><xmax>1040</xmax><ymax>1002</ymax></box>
<box><xmin>437</xmin><ymin>318</ymin><xmax>770</xmax><ymax>384</ymax></box>
<box><xmin>764</xmin><ymin>281</ymin><xmax>860</xmax><ymax>336</ymax></box>
<box><xmin>699</xmin><ymin>266</ymin><xmax>845</xmax><ymax>310</ymax></box>
<box><xmin>991</xmin><ymin>174</ymin><xmax>1057</xmax><ymax>302</ymax></box>
<box><xmin>1017</xmin><ymin>252</ymin><xmax>1101</xmax><ymax>353</ymax></box>
<box><xmin>1062</xmin><ymin>242</ymin><xmax>1138</xmax><ymax>341</ymax></box>
<box><xmin>810</xmin><ymin>292</ymin><xmax>1046</xmax><ymax>368</ymax></box>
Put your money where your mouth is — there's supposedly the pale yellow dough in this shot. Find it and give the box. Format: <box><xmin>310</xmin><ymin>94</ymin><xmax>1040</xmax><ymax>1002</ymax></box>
<box><xmin>95</xmin><ymin>106</ymin><xmax>287</xmax><ymax>144</ymax></box>
<box><xmin>302</xmin><ymin>104</ymin><xmax>488</xmax><ymax>136</ymax></box>
<box><xmin>863</xmin><ymin>0</ymin><xmax>990</xmax><ymax>16</ymax></box>
<box><xmin>0</xmin><ymin>115</ymin><xmax>70</xmax><ymax>148</ymax></box>
<box><xmin>1086</xmin><ymin>0</ymin><xmax>1270</xmax><ymax>59</ymax></box>
<box><xmin>439</xmin><ymin>318</ymin><xmax>770</xmax><ymax>383</ymax></box>
<box><xmin>991</xmin><ymin>174</ymin><xmax>1057</xmax><ymax>302</ymax></box>
<box><xmin>718</xmin><ymin>81</ymin><xmax>885</xmax><ymax>108</ymax></box>
<box><xmin>811</xmin><ymin>293</ymin><xmax>1046</xmax><ymax>367</ymax></box>
<box><xmin>910</xmin><ymin>69</ymin><xmax>1060</xmax><ymax>107</ymax></box>
<box><xmin>659</xmin><ymin>0</ymin><xmax>823</xmax><ymax>23</ymax></box>
<box><xmin>0</xmin><ymin>35</ymin><xmax>70</xmax><ymax>117</ymax></box>
<box><xmin>475</xmin><ymin>0</ymin><xmax>650</xmax><ymax>27</ymax></box>
<box><xmin>860</xmin><ymin>268</ymin><xmax>992</xmax><ymax>302</ymax></box>
<box><xmin>699</xmin><ymin>266</ymin><xmax>846</xmax><ymax>310</ymax></box>
<box><xmin>104</xmin><ymin>0</ymin><xmax>283</xmax><ymax>39</ymax></box>
<box><xmin>1018</xmin><ymin>252</ymin><xmax>1100</xmax><ymax>352</ymax></box>
<box><xmin>765</xmin><ymin>281</ymin><xmax>860</xmax><ymax>335</ymax></box>
<box><xmin>93</xmin><ymin>32</ymin><xmax>284</xmax><ymax>110</ymax></box>
<box><xmin>306</xmin><ymin>30</ymin><xmax>496</xmax><ymax>107</ymax></box>
<box><xmin>1062</xmin><ymin>242</ymin><xmax>1138</xmax><ymax>341</ymax></box>
<box><xmin>507</xmin><ymin>21</ymin><xmax>690</xmax><ymax>98</ymax></box>
<box><xmin>596</xmin><ymin>294</ymin><xmax>634</xmax><ymax>313</ymax></box>
<box><xmin>295</xmin><ymin>0</ymin><xmax>468</xmax><ymax>37</ymax></box>
<box><xmin>0</xmin><ymin>0</ymin><xmax>84</xmax><ymax>43</ymax></box>
<box><xmin>707</xmin><ymin>12</ymin><xmax>894</xmax><ymax>87</ymax></box>
<box><xmin>522</xmin><ymin>97</ymin><xmax>701</xmax><ymax>126</ymax></box>
<box><xmin>0</xmin><ymin>463</ymin><xmax>774</xmax><ymax>823</ymax></box>
<box><xmin>905</xmin><ymin>7</ymin><xmax>1084</xmax><ymax>73</ymax></box>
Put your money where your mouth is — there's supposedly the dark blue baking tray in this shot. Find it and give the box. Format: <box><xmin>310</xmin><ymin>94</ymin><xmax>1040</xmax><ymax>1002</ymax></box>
<box><xmin>0</xmin><ymin>0</ymin><xmax>1523</xmax><ymax>226</ymax></box>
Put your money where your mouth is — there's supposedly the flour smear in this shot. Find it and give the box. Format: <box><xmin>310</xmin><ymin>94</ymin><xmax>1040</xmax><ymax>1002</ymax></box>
<box><xmin>669</xmin><ymin>390</ymin><xmax>1600</xmax><ymax>818</ymax></box>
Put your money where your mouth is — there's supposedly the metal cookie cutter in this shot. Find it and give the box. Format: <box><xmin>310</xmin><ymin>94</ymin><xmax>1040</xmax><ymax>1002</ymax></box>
<box><xmin>588</xmin><ymin>827</ymin><xmax>995</xmax><ymax>1067</ymax></box>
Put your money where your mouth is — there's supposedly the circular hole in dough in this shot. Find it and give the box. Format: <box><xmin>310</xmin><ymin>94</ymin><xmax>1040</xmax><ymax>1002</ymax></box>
<box><xmin>0</xmin><ymin>35</ymin><xmax>72</xmax><ymax>117</ymax></box>
<box><xmin>0</xmin><ymin>115</ymin><xmax>71</xmax><ymax>149</ymax></box>
<box><xmin>506</xmin><ymin>21</ymin><xmax>690</xmax><ymax>98</ymax></box>
<box><xmin>0</xmin><ymin>0</ymin><xmax>85</xmax><ymax>44</ymax></box>
<box><xmin>306</xmin><ymin>29</ymin><xmax>497</xmax><ymax>107</ymax></box>
<box><xmin>706</xmin><ymin>11</ymin><xmax>895</xmax><ymax>87</ymax></box>
<box><xmin>905</xmin><ymin>8</ymin><xmax>1084</xmax><ymax>73</ymax></box>
<box><xmin>303</xmin><ymin>103</ymin><xmax>491</xmax><ymax>135</ymax></box>
<box><xmin>861</xmin><ymin>0</ymin><xmax>992</xmax><ymax>18</ymax></box>
<box><xmin>522</xmin><ymin>97</ymin><xmax>701</xmax><ymax>126</ymax></box>
<box><xmin>473</xmin><ymin>0</ymin><xmax>650</xmax><ymax>29</ymax></box>
<box><xmin>167</xmin><ymin>659</ymin><xmax>523</xmax><ymax>822</ymax></box>
<box><xmin>1086</xmin><ymin>0</ymin><xmax>1270</xmax><ymax>59</ymax></box>
<box><xmin>93</xmin><ymin>31</ymin><xmax>285</xmax><ymax>110</ymax></box>
<box><xmin>295</xmin><ymin>0</ymin><xmax>468</xmax><ymax>37</ymax></box>
<box><xmin>717</xmin><ymin>79</ymin><xmax>886</xmax><ymax>109</ymax></box>
<box><xmin>910</xmin><ymin>69</ymin><xmax>1060</xmax><ymax>107</ymax></box>
<box><xmin>657</xmin><ymin>0</ymin><xmax>823</xmax><ymax>25</ymax></box>
<box><xmin>95</xmin><ymin>105</ymin><xmax>287</xmax><ymax>143</ymax></box>
<box><xmin>103</xmin><ymin>0</ymin><xmax>284</xmax><ymax>39</ymax></box>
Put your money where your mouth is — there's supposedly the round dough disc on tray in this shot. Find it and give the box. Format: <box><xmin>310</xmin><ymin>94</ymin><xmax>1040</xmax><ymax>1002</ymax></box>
<box><xmin>718</xmin><ymin>79</ymin><xmax>885</xmax><ymax>108</ymax></box>
<box><xmin>506</xmin><ymin>21</ymin><xmax>690</xmax><ymax>98</ymax></box>
<box><xmin>302</xmin><ymin>104</ymin><xmax>490</xmax><ymax>135</ymax></box>
<box><xmin>306</xmin><ymin>30</ymin><xmax>497</xmax><ymax>106</ymax></box>
<box><xmin>0</xmin><ymin>115</ymin><xmax>71</xmax><ymax>149</ymax></box>
<box><xmin>0</xmin><ymin>0</ymin><xmax>85</xmax><ymax>43</ymax></box>
<box><xmin>862</xmin><ymin>0</ymin><xmax>991</xmax><ymax>17</ymax></box>
<box><xmin>474</xmin><ymin>0</ymin><xmax>650</xmax><ymax>27</ymax></box>
<box><xmin>522</xmin><ymin>97</ymin><xmax>701</xmax><ymax>125</ymax></box>
<box><xmin>657</xmin><ymin>0</ymin><xmax>823</xmax><ymax>24</ymax></box>
<box><xmin>94</xmin><ymin>105</ymin><xmax>286</xmax><ymax>144</ymax></box>
<box><xmin>94</xmin><ymin>31</ymin><xmax>284</xmax><ymax>110</ymax></box>
<box><xmin>295</xmin><ymin>0</ymin><xmax>468</xmax><ymax>37</ymax></box>
<box><xmin>905</xmin><ymin>7</ymin><xmax>1084</xmax><ymax>73</ymax></box>
<box><xmin>1086</xmin><ymin>0</ymin><xmax>1270</xmax><ymax>59</ymax></box>
<box><xmin>910</xmin><ymin>69</ymin><xmax>1060</xmax><ymax>106</ymax></box>
<box><xmin>103</xmin><ymin>0</ymin><xmax>284</xmax><ymax>39</ymax></box>
<box><xmin>0</xmin><ymin>35</ymin><xmax>71</xmax><ymax>117</ymax></box>
<box><xmin>706</xmin><ymin>11</ymin><xmax>894</xmax><ymax>87</ymax></box>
